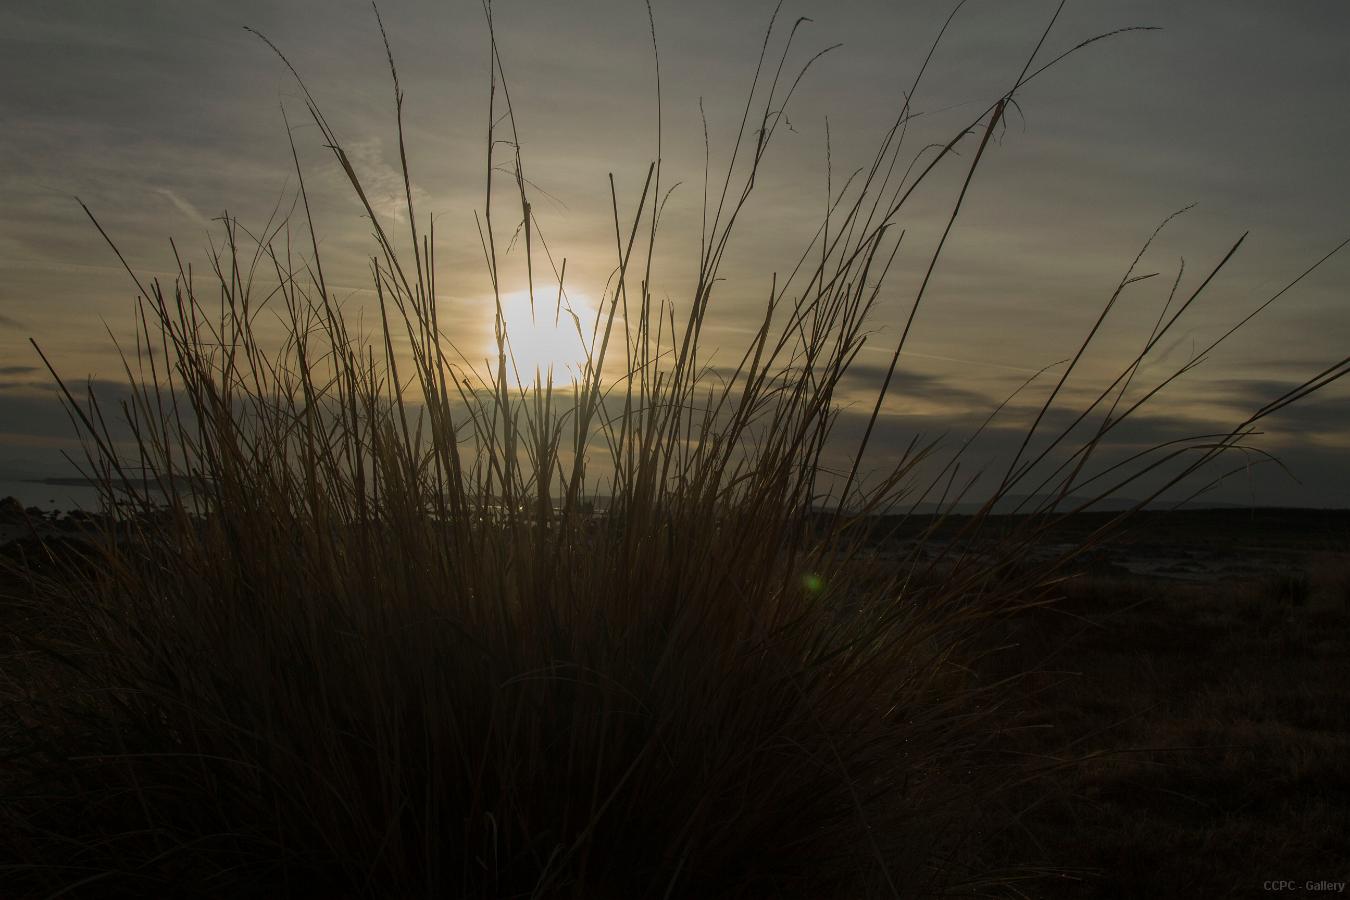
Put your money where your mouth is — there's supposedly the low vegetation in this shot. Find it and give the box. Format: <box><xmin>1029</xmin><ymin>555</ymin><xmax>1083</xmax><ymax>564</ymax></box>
<box><xmin>987</xmin><ymin>538</ymin><xmax>1350</xmax><ymax>897</ymax></box>
<box><xmin>1</xmin><ymin>4</ymin><xmax>1345</xmax><ymax>897</ymax></box>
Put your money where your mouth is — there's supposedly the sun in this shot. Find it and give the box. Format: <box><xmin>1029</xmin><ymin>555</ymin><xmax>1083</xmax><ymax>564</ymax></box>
<box><xmin>486</xmin><ymin>290</ymin><xmax>598</xmax><ymax>388</ymax></box>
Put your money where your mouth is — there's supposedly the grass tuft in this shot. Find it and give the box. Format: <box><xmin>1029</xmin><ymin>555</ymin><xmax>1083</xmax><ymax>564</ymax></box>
<box><xmin>2</xmin><ymin>5</ymin><xmax>1346</xmax><ymax>897</ymax></box>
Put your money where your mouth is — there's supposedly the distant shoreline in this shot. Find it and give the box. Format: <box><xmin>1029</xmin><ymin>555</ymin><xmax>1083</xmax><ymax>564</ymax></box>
<box><xmin>20</xmin><ymin>476</ymin><xmax>157</xmax><ymax>488</ymax></box>
<box><xmin>3</xmin><ymin>475</ymin><xmax>1350</xmax><ymax>515</ymax></box>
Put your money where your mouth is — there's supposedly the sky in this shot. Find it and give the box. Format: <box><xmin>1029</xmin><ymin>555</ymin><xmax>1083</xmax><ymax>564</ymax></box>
<box><xmin>1</xmin><ymin>0</ymin><xmax>1347</xmax><ymax>507</ymax></box>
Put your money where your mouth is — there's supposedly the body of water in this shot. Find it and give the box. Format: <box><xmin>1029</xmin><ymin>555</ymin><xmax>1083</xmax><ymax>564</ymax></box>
<box><xmin>0</xmin><ymin>479</ymin><xmax>106</xmax><ymax>512</ymax></box>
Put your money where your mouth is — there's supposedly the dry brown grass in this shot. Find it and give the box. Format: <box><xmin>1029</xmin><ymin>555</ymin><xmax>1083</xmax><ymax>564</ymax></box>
<box><xmin>985</xmin><ymin>552</ymin><xmax>1350</xmax><ymax>898</ymax></box>
<box><xmin>2</xmin><ymin>4</ymin><xmax>1346</xmax><ymax>898</ymax></box>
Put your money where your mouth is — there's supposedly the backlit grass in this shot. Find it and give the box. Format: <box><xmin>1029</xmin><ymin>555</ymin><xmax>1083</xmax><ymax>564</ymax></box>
<box><xmin>2</xmin><ymin>4</ymin><xmax>1346</xmax><ymax>897</ymax></box>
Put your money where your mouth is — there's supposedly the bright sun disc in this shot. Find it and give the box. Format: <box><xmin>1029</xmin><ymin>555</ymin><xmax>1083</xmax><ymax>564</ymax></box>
<box><xmin>487</xmin><ymin>290</ymin><xmax>597</xmax><ymax>388</ymax></box>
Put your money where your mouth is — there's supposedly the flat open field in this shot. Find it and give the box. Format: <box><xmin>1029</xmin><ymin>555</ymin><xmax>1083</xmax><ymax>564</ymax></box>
<box><xmin>980</xmin><ymin>509</ymin><xmax>1350</xmax><ymax>896</ymax></box>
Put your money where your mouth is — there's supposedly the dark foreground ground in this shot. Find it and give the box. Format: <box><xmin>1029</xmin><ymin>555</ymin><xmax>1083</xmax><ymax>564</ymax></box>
<box><xmin>2</xmin><ymin>505</ymin><xmax>1348</xmax><ymax>896</ymax></box>
<box><xmin>982</xmin><ymin>510</ymin><xmax>1350</xmax><ymax>897</ymax></box>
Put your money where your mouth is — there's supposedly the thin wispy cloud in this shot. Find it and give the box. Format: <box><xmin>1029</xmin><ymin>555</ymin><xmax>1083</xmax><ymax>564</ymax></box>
<box><xmin>153</xmin><ymin>187</ymin><xmax>211</xmax><ymax>228</ymax></box>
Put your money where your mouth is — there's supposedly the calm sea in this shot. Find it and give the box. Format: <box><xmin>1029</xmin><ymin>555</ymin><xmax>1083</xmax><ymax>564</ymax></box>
<box><xmin>0</xmin><ymin>479</ymin><xmax>106</xmax><ymax>512</ymax></box>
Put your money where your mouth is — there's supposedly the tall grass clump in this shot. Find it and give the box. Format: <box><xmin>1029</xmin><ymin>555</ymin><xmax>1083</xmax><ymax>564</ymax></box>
<box><xmin>3</xmin><ymin>4</ymin><xmax>1346</xmax><ymax>897</ymax></box>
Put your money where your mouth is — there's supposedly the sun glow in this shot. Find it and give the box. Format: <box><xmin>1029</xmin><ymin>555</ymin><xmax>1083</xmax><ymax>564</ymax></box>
<box><xmin>486</xmin><ymin>290</ymin><xmax>599</xmax><ymax>388</ymax></box>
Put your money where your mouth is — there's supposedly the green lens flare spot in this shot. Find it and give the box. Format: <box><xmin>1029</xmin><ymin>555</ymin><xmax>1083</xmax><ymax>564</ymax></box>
<box><xmin>802</xmin><ymin>573</ymin><xmax>824</xmax><ymax>595</ymax></box>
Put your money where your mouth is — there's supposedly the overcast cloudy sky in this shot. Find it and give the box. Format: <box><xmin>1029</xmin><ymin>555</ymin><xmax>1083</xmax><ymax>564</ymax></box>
<box><xmin>1</xmin><ymin>0</ymin><xmax>1346</xmax><ymax>506</ymax></box>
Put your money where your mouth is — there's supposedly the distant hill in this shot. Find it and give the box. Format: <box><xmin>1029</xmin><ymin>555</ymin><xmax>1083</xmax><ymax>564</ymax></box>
<box><xmin>0</xmin><ymin>456</ymin><xmax>65</xmax><ymax>480</ymax></box>
<box><xmin>924</xmin><ymin>494</ymin><xmax>1245</xmax><ymax>515</ymax></box>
